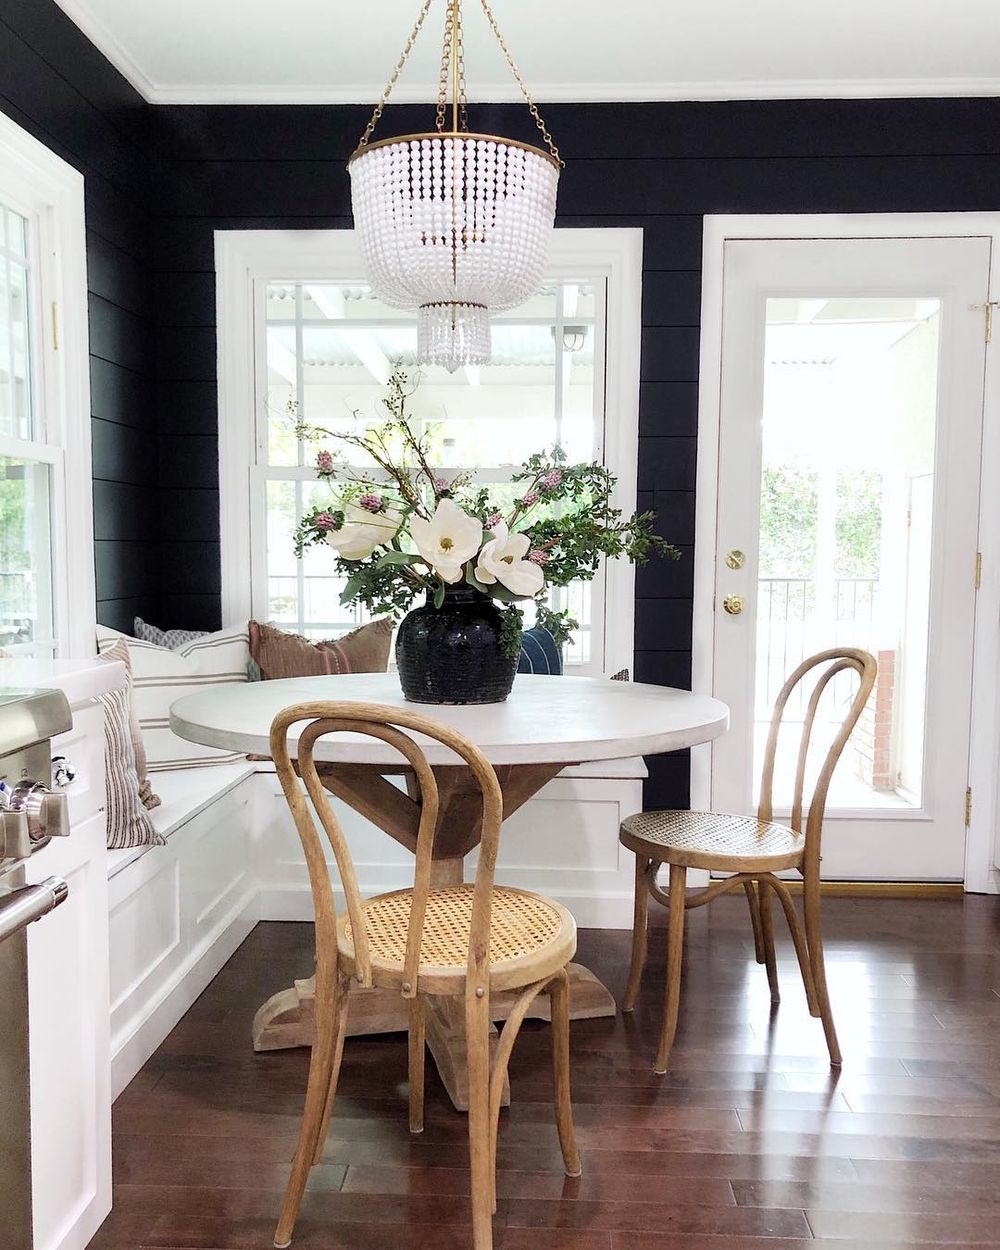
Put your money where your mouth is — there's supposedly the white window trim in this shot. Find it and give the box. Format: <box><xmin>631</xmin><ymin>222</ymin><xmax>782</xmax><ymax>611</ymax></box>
<box><xmin>216</xmin><ymin>227</ymin><xmax>642</xmax><ymax>674</ymax></box>
<box><xmin>0</xmin><ymin>111</ymin><xmax>94</xmax><ymax>658</ymax></box>
<box><xmin>694</xmin><ymin>212</ymin><xmax>1000</xmax><ymax>895</ymax></box>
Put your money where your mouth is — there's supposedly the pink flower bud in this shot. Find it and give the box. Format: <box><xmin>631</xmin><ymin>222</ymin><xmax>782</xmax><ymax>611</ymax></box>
<box><xmin>485</xmin><ymin>511</ymin><xmax>504</xmax><ymax>529</ymax></box>
<box><xmin>527</xmin><ymin>549</ymin><xmax>548</xmax><ymax>565</ymax></box>
<box><xmin>522</xmin><ymin>489</ymin><xmax>540</xmax><ymax>507</ymax></box>
<box><xmin>316</xmin><ymin>450</ymin><xmax>334</xmax><ymax>473</ymax></box>
<box><xmin>434</xmin><ymin>476</ymin><xmax>450</xmax><ymax>492</ymax></box>
<box><xmin>315</xmin><ymin>512</ymin><xmax>336</xmax><ymax>531</ymax></box>
<box><xmin>542</xmin><ymin>469</ymin><xmax>563</xmax><ymax>489</ymax></box>
<box><xmin>358</xmin><ymin>492</ymin><xmax>383</xmax><ymax>514</ymax></box>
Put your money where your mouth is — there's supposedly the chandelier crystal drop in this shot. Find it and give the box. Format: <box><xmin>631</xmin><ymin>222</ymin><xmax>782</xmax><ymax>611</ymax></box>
<box><xmin>348</xmin><ymin>0</ymin><xmax>562</xmax><ymax>373</ymax></box>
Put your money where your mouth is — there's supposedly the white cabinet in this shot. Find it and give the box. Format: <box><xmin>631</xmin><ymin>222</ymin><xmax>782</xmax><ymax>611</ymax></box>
<box><xmin>25</xmin><ymin>699</ymin><xmax>112</xmax><ymax>1250</ymax></box>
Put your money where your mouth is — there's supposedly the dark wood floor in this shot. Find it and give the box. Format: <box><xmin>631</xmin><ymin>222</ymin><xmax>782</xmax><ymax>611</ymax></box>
<box><xmin>89</xmin><ymin>895</ymin><xmax>1000</xmax><ymax>1250</ymax></box>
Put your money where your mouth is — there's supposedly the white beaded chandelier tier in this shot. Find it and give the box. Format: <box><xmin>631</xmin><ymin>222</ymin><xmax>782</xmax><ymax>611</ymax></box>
<box><xmin>348</xmin><ymin>0</ymin><xmax>562</xmax><ymax>373</ymax></box>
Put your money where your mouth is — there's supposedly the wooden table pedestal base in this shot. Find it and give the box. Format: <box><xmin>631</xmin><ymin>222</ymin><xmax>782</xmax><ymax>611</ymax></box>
<box><xmin>252</xmin><ymin>961</ymin><xmax>616</xmax><ymax>1111</ymax></box>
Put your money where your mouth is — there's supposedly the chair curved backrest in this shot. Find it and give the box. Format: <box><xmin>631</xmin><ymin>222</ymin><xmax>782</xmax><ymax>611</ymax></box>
<box><xmin>757</xmin><ymin>648</ymin><xmax>878</xmax><ymax>871</ymax></box>
<box><xmin>269</xmin><ymin>701</ymin><xmax>504</xmax><ymax>999</ymax></box>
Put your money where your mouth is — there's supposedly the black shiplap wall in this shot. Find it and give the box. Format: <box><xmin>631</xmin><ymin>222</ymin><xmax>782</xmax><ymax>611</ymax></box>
<box><xmin>0</xmin><ymin>0</ymin><xmax>158</xmax><ymax>633</ymax></box>
<box><xmin>3</xmin><ymin>3</ymin><xmax>1000</xmax><ymax>808</ymax></box>
<box><xmin>147</xmin><ymin>97</ymin><xmax>1000</xmax><ymax>803</ymax></box>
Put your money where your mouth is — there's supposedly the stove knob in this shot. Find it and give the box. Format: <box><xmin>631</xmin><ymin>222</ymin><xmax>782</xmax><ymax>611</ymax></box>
<box><xmin>36</xmin><ymin>792</ymin><xmax>70</xmax><ymax>840</ymax></box>
<box><xmin>9</xmin><ymin>782</ymin><xmax>70</xmax><ymax>842</ymax></box>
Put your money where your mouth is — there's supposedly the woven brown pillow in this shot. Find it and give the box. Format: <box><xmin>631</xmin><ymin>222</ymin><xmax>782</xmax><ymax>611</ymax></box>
<box><xmin>249</xmin><ymin>618</ymin><xmax>393</xmax><ymax>680</ymax></box>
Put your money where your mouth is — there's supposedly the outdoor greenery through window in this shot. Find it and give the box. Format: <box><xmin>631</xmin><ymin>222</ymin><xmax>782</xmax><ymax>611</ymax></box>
<box><xmin>0</xmin><ymin>198</ymin><xmax>55</xmax><ymax>655</ymax></box>
<box><xmin>256</xmin><ymin>278</ymin><xmax>608</xmax><ymax>669</ymax></box>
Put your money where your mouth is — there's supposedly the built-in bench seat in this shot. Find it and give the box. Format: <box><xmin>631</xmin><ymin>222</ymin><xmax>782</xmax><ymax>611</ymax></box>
<box><xmin>107</xmin><ymin>760</ymin><xmax>259</xmax><ymax>1096</ymax></box>
<box><xmin>106</xmin><ymin>750</ymin><xmax>647</xmax><ymax>1097</ymax></box>
<box><xmin>106</xmin><ymin>761</ymin><xmax>257</xmax><ymax>880</ymax></box>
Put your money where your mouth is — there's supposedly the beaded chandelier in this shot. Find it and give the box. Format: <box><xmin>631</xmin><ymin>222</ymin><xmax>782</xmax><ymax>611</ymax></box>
<box><xmin>348</xmin><ymin>0</ymin><xmax>562</xmax><ymax>373</ymax></box>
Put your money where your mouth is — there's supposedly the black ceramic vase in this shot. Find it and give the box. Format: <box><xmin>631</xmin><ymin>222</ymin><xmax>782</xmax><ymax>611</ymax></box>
<box><xmin>395</xmin><ymin>585</ymin><xmax>518</xmax><ymax>705</ymax></box>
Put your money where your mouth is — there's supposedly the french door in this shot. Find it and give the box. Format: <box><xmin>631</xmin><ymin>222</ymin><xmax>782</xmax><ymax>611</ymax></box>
<box><xmin>708</xmin><ymin>235</ymin><xmax>991</xmax><ymax>880</ymax></box>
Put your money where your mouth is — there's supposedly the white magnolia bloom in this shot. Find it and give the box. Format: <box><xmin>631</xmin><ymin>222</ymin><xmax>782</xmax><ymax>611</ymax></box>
<box><xmin>475</xmin><ymin>521</ymin><xmax>545</xmax><ymax>597</ymax></box>
<box><xmin>325</xmin><ymin>502</ymin><xmax>402</xmax><ymax>561</ymax></box>
<box><xmin>410</xmin><ymin>498</ymin><xmax>483</xmax><ymax>584</ymax></box>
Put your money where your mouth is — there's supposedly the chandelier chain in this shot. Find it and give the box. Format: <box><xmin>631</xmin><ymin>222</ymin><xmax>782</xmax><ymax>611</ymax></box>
<box><xmin>357</xmin><ymin>0</ymin><xmax>435</xmax><ymax>150</ymax></box>
<box><xmin>435</xmin><ymin>1</ymin><xmax>454</xmax><ymax>132</ymax></box>
<box><xmin>477</xmin><ymin>0</ymin><xmax>563</xmax><ymax>166</ymax></box>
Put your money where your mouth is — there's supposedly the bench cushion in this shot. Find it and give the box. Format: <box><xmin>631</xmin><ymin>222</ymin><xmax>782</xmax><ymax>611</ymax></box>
<box><xmin>106</xmin><ymin>762</ymin><xmax>256</xmax><ymax>879</ymax></box>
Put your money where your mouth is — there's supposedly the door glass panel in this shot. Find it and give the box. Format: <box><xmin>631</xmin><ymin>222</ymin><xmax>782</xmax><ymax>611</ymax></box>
<box><xmin>0</xmin><ymin>456</ymin><xmax>54</xmax><ymax>652</ymax></box>
<box><xmin>753</xmin><ymin>297</ymin><xmax>941</xmax><ymax>810</ymax></box>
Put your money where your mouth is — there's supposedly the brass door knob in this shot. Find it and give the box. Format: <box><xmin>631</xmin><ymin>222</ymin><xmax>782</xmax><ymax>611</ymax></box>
<box><xmin>722</xmin><ymin>593</ymin><xmax>744</xmax><ymax>616</ymax></box>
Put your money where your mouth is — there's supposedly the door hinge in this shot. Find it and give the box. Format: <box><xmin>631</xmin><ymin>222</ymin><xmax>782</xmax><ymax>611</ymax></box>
<box><xmin>975</xmin><ymin>551</ymin><xmax>983</xmax><ymax>590</ymax></box>
<box><xmin>965</xmin><ymin>786</ymin><xmax>973</xmax><ymax>827</ymax></box>
<box><xmin>971</xmin><ymin>300</ymin><xmax>1000</xmax><ymax>342</ymax></box>
<box><xmin>50</xmin><ymin>301</ymin><xmax>59</xmax><ymax>351</ymax></box>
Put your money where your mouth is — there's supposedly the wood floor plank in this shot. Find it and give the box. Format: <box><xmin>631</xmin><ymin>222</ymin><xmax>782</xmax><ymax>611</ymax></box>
<box><xmin>87</xmin><ymin>898</ymin><xmax>1000</xmax><ymax>1250</ymax></box>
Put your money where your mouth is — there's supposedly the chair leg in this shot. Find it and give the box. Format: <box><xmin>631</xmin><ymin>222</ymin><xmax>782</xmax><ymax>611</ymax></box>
<box><xmin>274</xmin><ymin>970</ymin><xmax>346</xmax><ymax>1249</ymax></box>
<box><xmin>466</xmin><ymin>990</ymin><xmax>496</xmax><ymax>1250</ymax></box>
<box><xmin>549</xmin><ymin>970</ymin><xmax>582</xmax><ymax>1177</ymax></box>
<box><xmin>654</xmin><ymin>863</ymin><xmax>687</xmax><ymax>1075</ymax></box>
<box><xmin>758</xmin><ymin>878</ymin><xmax>781</xmax><ymax>1004</ymax></box>
<box><xmin>408</xmin><ymin>997</ymin><xmax>426</xmax><ymax>1134</ymax></box>
<box><xmin>765</xmin><ymin>876</ymin><xmax>820</xmax><ymax>1016</ymax></box>
<box><xmin>309</xmin><ymin>980</ymin><xmax>351</xmax><ymax>1166</ymax></box>
<box><xmin>744</xmin><ymin>878</ymin><xmax>766</xmax><ymax>964</ymax></box>
<box><xmin>622</xmin><ymin>854</ymin><xmax>651</xmax><ymax>1012</ymax></box>
<box><xmin>803</xmin><ymin>873</ymin><xmax>842</xmax><ymax>1067</ymax></box>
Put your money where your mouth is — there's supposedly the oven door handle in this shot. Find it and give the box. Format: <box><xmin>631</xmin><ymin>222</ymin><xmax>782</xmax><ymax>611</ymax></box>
<box><xmin>0</xmin><ymin>878</ymin><xmax>69</xmax><ymax>943</ymax></box>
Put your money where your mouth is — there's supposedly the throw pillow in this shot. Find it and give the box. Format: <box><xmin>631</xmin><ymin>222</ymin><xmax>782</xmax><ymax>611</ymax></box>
<box><xmin>134</xmin><ymin>616</ymin><xmax>209</xmax><ymax>649</ymax></box>
<box><xmin>249</xmin><ymin>618</ymin><xmax>393</xmax><ymax>680</ymax></box>
<box><xmin>517</xmin><ymin>626</ymin><xmax>563</xmax><ymax>675</ymax></box>
<box><xmin>96</xmin><ymin>642</ymin><xmax>163</xmax><ymax>849</ymax></box>
<box><xmin>97</xmin><ymin>624</ymin><xmax>251</xmax><ymax>771</ymax></box>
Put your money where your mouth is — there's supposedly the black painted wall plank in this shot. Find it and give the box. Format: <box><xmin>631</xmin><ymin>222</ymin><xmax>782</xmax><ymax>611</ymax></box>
<box><xmin>145</xmin><ymin>96</ymin><xmax>1000</xmax><ymax>806</ymax></box>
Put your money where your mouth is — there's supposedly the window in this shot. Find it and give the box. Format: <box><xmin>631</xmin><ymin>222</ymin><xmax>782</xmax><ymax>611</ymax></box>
<box><xmin>0</xmin><ymin>115</ymin><xmax>93</xmax><ymax>658</ymax></box>
<box><xmin>218</xmin><ymin>230</ymin><xmax>642</xmax><ymax>675</ymax></box>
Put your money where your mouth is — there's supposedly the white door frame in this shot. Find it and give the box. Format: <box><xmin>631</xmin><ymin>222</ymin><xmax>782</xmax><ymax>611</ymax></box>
<box><xmin>693</xmin><ymin>213</ymin><xmax>1000</xmax><ymax>894</ymax></box>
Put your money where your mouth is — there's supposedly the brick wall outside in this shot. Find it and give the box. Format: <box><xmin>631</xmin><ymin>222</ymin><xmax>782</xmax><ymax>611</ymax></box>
<box><xmin>854</xmin><ymin>649</ymin><xmax>897</xmax><ymax>791</ymax></box>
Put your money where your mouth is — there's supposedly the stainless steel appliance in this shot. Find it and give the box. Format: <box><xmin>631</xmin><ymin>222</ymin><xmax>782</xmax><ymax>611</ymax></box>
<box><xmin>0</xmin><ymin>689</ymin><xmax>73</xmax><ymax>1250</ymax></box>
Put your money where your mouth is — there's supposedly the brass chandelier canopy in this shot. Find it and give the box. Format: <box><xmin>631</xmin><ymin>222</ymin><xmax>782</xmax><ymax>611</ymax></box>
<box><xmin>348</xmin><ymin>0</ymin><xmax>563</xmax><ymax>372</ymax></box>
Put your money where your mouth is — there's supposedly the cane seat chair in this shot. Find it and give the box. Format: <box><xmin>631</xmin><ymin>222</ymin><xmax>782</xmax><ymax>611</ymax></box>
<box><xmin>270</xmin><ymin>701</ymin><xmax>581</xmax><ymax>1250</ymax></box>
<box><xmin>619</xmin><ymin>648</ymin><xmax>878</xmax><ymax>1074</ymax></box>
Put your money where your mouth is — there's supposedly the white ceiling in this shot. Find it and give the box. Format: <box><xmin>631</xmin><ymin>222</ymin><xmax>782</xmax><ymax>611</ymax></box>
<box><xmin>56</xmin><ymin>0</ymin><xmax>1000</xmax><ymax>105</ymax></box>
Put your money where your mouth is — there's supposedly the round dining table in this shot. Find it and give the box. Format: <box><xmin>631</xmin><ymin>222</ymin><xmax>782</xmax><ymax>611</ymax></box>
<box><xmin>171</xmin><ymin>672</ymin><xmax>728</xmax><ymax>1110</ymax></box>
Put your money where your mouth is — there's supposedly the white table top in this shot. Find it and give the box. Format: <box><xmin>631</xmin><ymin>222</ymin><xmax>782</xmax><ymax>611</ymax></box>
<box><xmin>170</xmin><ymin>673</ymin><xmax>728</xmax><ymax>768</ymax></box>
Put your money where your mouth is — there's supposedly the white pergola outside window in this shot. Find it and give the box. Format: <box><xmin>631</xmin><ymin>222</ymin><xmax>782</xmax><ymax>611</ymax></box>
<box><xmin>217</xmin><ymin>229</ymin><xmax>642</xmax><ymax>676</ymax></box>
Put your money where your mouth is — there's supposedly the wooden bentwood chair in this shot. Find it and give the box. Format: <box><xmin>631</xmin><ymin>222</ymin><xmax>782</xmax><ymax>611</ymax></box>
<box><xmin>619</xmin><ymin>648</ymin><xmax>878</xmax><ymax>1074</ymax></box>
<box><xmin>270</xmin><ymin>701</ymin><xmax>581</xmax><ymax>1250</ymax></box>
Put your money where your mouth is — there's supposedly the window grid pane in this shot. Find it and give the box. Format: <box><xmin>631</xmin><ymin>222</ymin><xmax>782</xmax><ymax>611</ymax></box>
<box><xmin>258</xmin><ymin>278</ymin><xmax>607</xmax><ymax>669</ymax></box>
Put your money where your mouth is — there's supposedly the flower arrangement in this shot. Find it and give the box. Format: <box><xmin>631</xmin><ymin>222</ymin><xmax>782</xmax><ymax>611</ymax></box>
<box><xmin>294</xmin><ymin>370</ymin><xmax>678</xmax><ymax>659</ymax></box>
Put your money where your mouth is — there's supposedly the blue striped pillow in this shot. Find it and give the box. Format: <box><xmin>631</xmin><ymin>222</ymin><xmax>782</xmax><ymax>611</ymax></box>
<box><xmin>517</xmin><ymin>627</ymin><xmax>563</xmax><ymax>675</ymax></box>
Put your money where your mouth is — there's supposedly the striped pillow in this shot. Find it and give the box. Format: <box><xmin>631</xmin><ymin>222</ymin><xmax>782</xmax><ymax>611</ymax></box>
<box><xmin>96</xmin><ymin>642</ymin><xmax>163</xmax><ymax>849</ymax></box>
<box><xmin>97</xmin><ymin>625</ymin><xmax>250</xmax><ymax>771</ymax></box>
<box><xmin>517</xmin><ymin>626</ymin><xmax>563</xmax><ymax>675</ymax></box>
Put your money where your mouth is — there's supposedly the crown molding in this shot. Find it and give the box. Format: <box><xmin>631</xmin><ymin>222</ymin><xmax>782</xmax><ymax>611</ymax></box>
<box><xmin>140</xmin><ymin>76</ymin><xmax>1000</xmax><ymax>106</ymax></box>
<box><xmin>55</xmin><ymin>0</ymin><xmax>160</xmax><ymax>100</ymax></box>
<box><xmin>52</xmin><ymin>2</ymin><xmax>1000</xmax><ymax>107</ymax></box>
